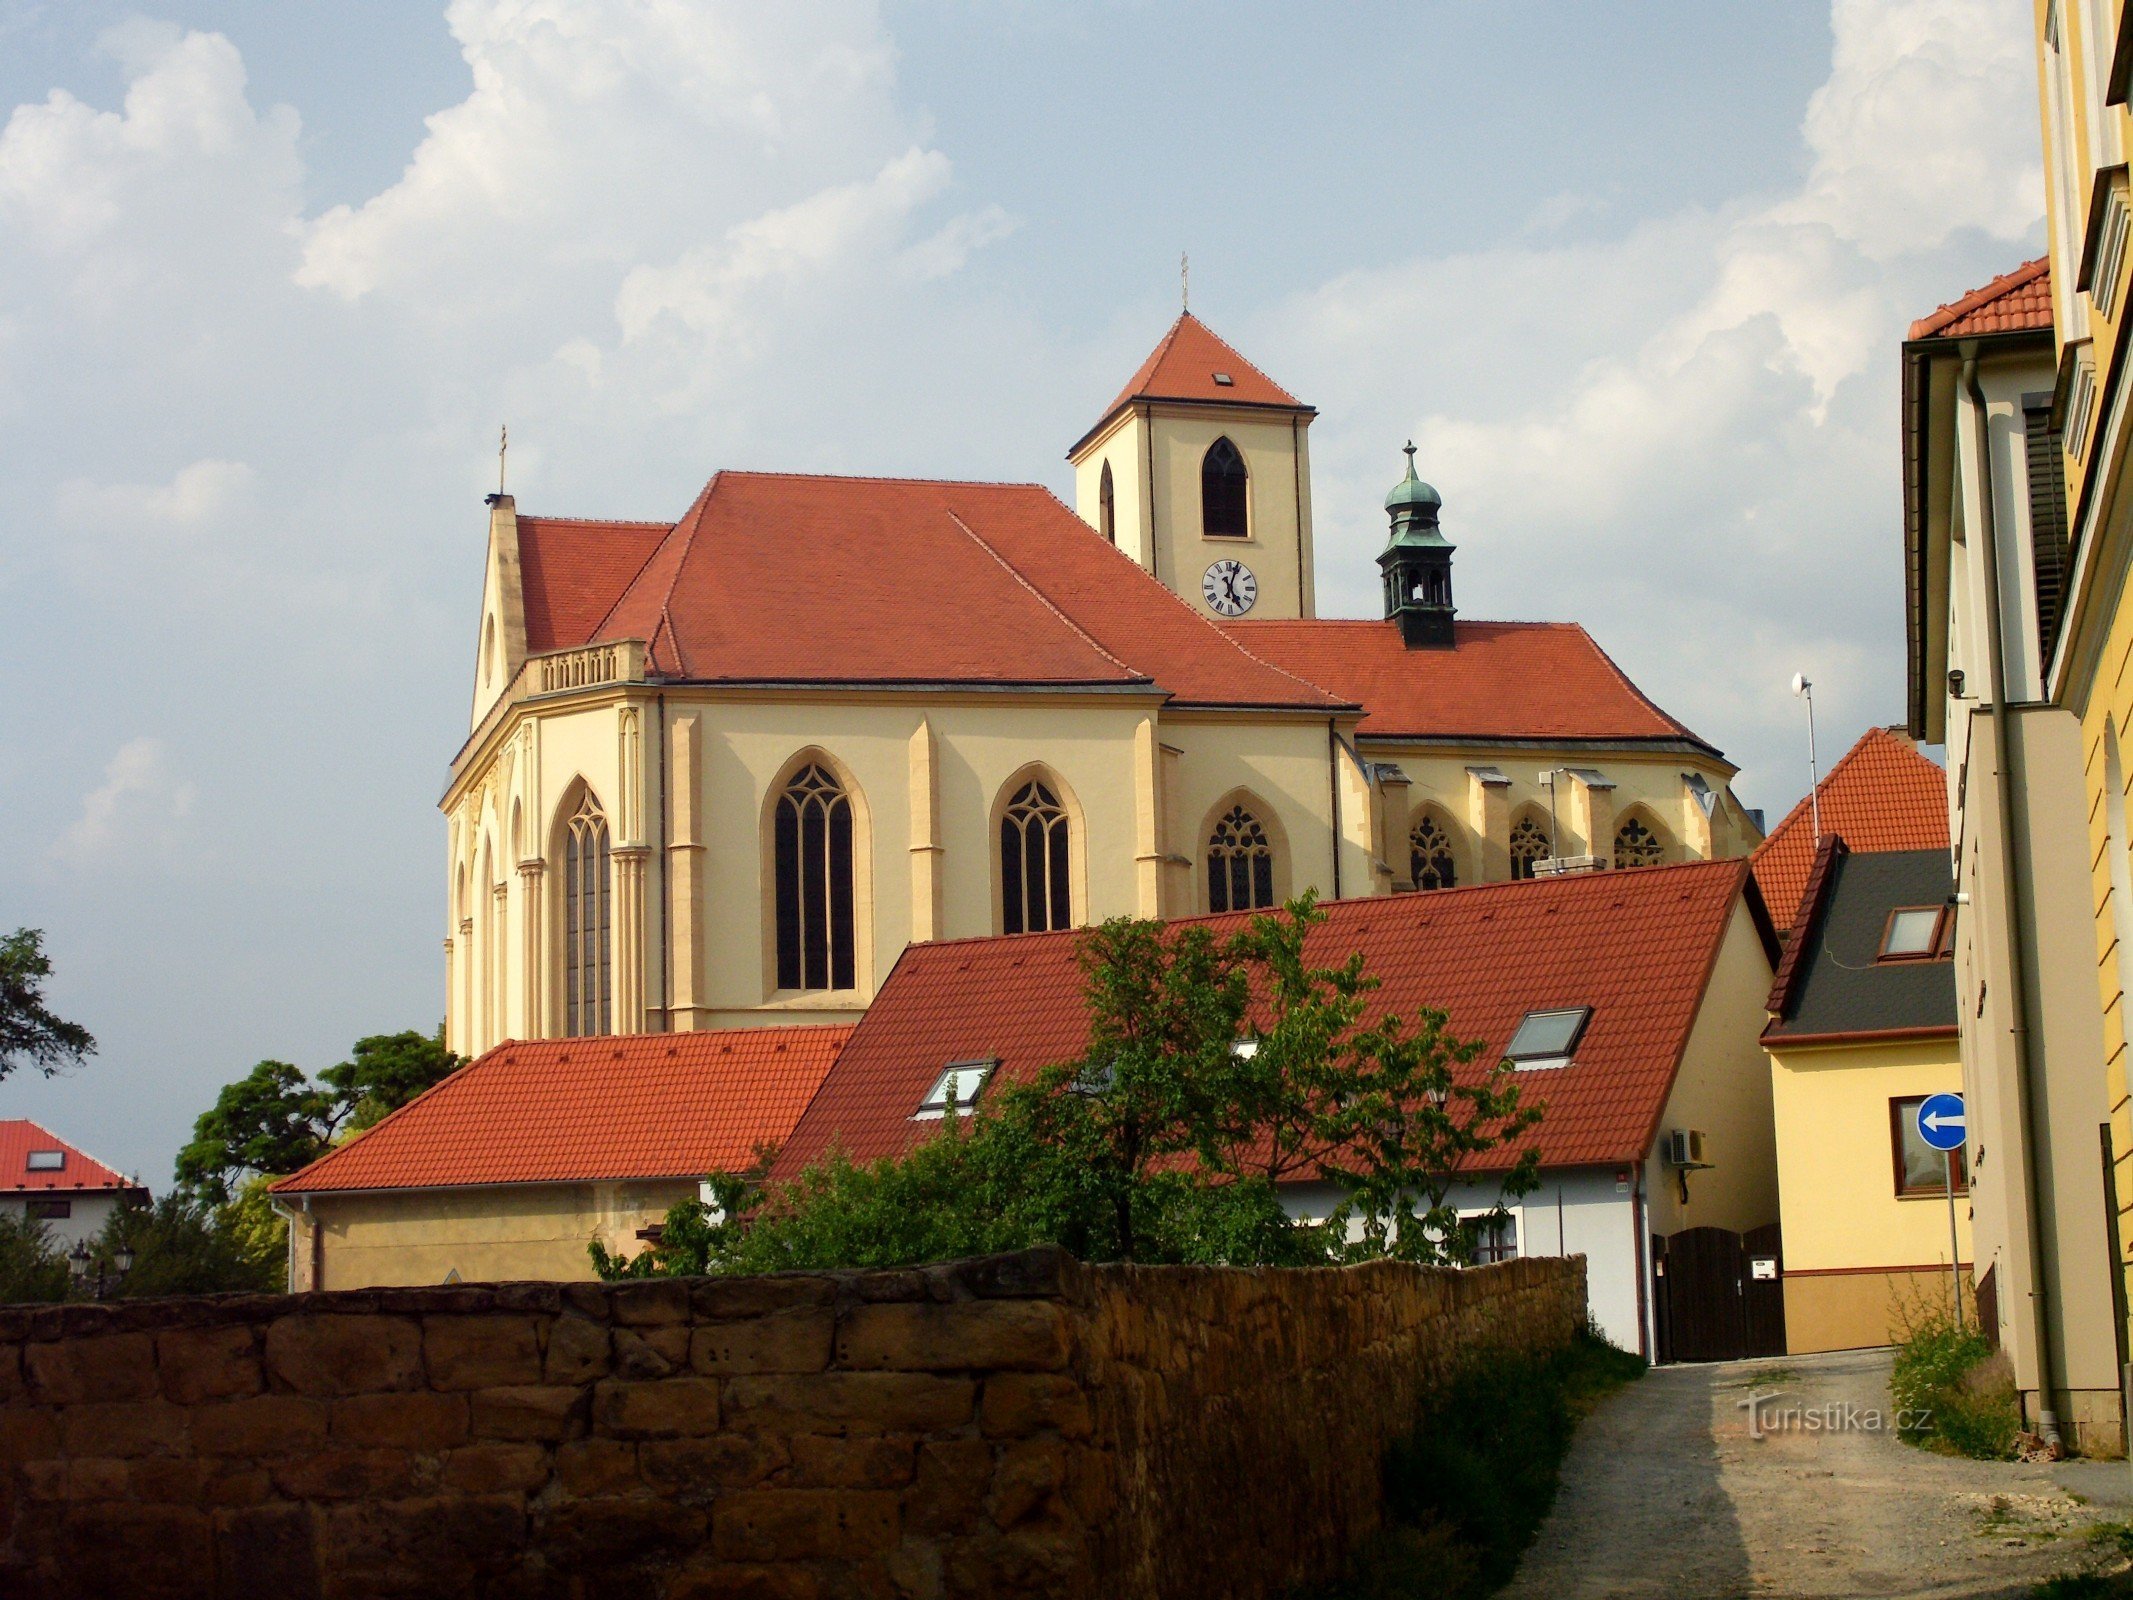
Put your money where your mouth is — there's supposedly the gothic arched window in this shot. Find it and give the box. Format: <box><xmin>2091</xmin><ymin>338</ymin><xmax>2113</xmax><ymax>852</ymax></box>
<box><xmin>774</xmin><ymin>764</ymin><xmax>856</xmax><ymax>991</ymax></box>
<box><xmin>1207</xmin><ymin>805</ymin><xmax>1276</xmax><ymax>913</ymax></box>
<box><xmin>1201</xmin><ymin>437</ymin><xmax>1248</xmax><ymax>538</ymax></box>
<box><xmin>1099</xmin><ymin>461</ymin><xmax>1116</xmax><ymax>545</ymax></box>
<box><xmin>1615</xmin><ymin>816</ymin><xmax>1665</xmax><ymax>870</ymax></box>
<box><xmin>563</xmin><ymin>792</ymin><xmax>611</xmax><ymax>1035</ymax></box>
<box><xmin>1001</xmin><ymin>780</ymin><xmax>1072</xmax><ymax>934</ymax></box>
<box><xmin>1410</xmin><ymin>815</ymin><xmax>1457</xmax><ymax>891</ymax></box>
<box><xmin>1509</xmin><ymin>816</ymin><xmax>1550</xmax><ymax>881</ymax></box>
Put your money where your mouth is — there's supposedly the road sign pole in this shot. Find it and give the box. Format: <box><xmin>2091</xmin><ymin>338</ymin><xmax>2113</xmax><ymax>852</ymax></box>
<box><xmin>1946</xmin><ymin>1152</ymin><xmax>1963</xmax><ymax>1330</ymax></box>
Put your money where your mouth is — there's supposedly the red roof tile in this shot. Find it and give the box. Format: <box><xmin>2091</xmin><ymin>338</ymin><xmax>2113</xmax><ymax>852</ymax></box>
<box><xmin>517</xmin><ymin>517</ymin><xmax>669</xmax><ymax>654</ymax></box>
<box><xmin>0</xmin><ymin>1120</ymin><xmax>138</xmax><ymax>1195</ymax></box>
<box><xmin>1097</xmin><ymin>312</ymin><xmax>1307</xmax><ymax>422</ymax></box>
<box><xmin>528</xmin><ymin>473</ymin><xmax>1343</xmax><ymax>711</ymax></box>
<box><xmin>773</xmin><ymin>859</ymin><xmax>1764</xmax><ymax>1182</ymax></box>
<box><xmin>272</xmin><ymin>1026</ymin><xmax>850</xmax><ymax>1194</ymax></box>
<box><xmin>1224</xmin><ymin>619</ymin><xmax>1715</xmax><ymax>748</ymax></box>
<box><xmin>1751</xmin><ymin>728</ymin><xmax>1947</xmax><ymax>934</ymax></box>
<box><xmin>1908</xmin><ymin>257</ymin><xmax>2052</xmax><ymax>342</ymax></box>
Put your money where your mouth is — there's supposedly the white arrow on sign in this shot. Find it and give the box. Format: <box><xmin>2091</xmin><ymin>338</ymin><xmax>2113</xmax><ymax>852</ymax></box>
<box><xmin>1922</xmin><ymin>1108</ymin><xmax>1961</xmax><ymax>1135</ymax></box>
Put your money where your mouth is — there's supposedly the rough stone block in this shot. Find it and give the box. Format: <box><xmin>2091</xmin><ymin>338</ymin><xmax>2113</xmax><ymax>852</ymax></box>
<box><xmin>269</xmin><ymin>1447</ymin><xmax>424</xmax><ymax>1501</ymax></box>
<box><xmin>615</xmin><ymin>1324</ymin><xmax>689</xmax><ymax>1377</ymax></box>
<box><xmin>712</xmin><ymin>1489</ymin><xmax>899</xmax><ymax>1562</ymax></box>
<box><xmin>638</xmin><ymin>1434</ymin><xmax>789</xmax><ymax>1500</ymax></box>
<box><xmin>423</xmin><ymin>1314</ymin><xmax>544</xmax><ymax>1390</ymax></box>
<box><xmin>536</xmin><ymin>1496</ymin><xmax>706</xmax><ymax>1568</ymax></box>
<box><xmin>469</xmin><ymin>1384</ymin><xmax>586</xmax><ymax>1442</ymax></box>
<box><xmin>987</xmin><ymin>1438</ymin><xmax>1066</xmax><ymax>1530</ymax></box>
<box><xmin>329</xmin><ymin>1390</ymin><xmax>470</xmax><ymax>1450</ymax></box>
<box><xmin>835</xmin><ymin>1302</ymin><xmax>1067</xmax><ymax>1373</ymax></box>
<box><xmin>978</xmin><ymin>1374</ymin><xmax>1093</xmax><ymax>1440</ymax></box>
<box><xmin>439</xmin><ymin>1442</ymin><xmax>551</xmax><ymax>1495</ymax></box>
<box><xmin>723</xmin><ymin>1374</ymin><xmax>975</xmax><ymax>1436</ymax></box>
<box><xmin>59</xmin><ymin>1397</ymin><xmax>189</xmax><ymax>1458</ymax></box>
<box><xmin>665</xmin><ymin>1567</ymin><xmax>819</xmax><ymax>1600</ymax></box>
<box><xmin>139</xmin><ymin>1457</ymin><xmax>272</xmax><ymax>1510</ymax></box>
<box><xmin>58</xmin><ymin>1503</ymin><xmax>214</xmax><ymax>1600</ymax></box>
<box><xmin>317</xmin><ymin>1493</ymin><xmax>527</xmax><ymax>1588</ymax></box>
<box><xmin>905</xmin><ymin>1440</ymin><xmax>992</xmax><ymax>1536</ymax></box>
<box><xmin>211</xmin><ymin>1503</ymin><xmax>319</xmax><ymax>1600</ymax></box>
<box><xmin>690</xmin><ymin>1277</ymin><xmax>835</xmax><ymax>1321</ymax></box>
<box><xmin>543</xmin><ymin>1314</ymin><xmax>611</xmax><ymax>1384</ymax></box>
<box><xmin>158</xmin><ymin>1325</ymin><xmax>263</xmax><ymax>1405</ymax></box>
<box><xmin>591</xmin><ymin>1376</ymin><xmax>722</xmax><ymax>1438</ymax></box>
<box><xmin>691</xmin><ymin>1311</ymin><xmax>834</xmax><ymax>1376</ymax></box>
<box><xmin>263</xmin><ymin>1315</ymin><xmax>422</xmax><ymax>1396</ymax></box>
<box><xmin>193</xmin><ymin>1394</ymin><xmax>327</xmax><ymax>1456</ymax></box>
<box><xmin>607</xmin><ymin>1280</ymin><xmax>691</xmax><ymax>1326</ymax></box>
<box><xmin>787</xmin><ymin>1435</ymin><xmax>917</xmax><ymax>1490</ymax></box>
<box><xmin>25</xmin><ymin>1331</ymin><xmax>158</xmax><ymax>1403</ymax></box>
<box><xmin>553</xmin><ymin>1437</ymin><xmax>640</xmax><ymax>1497</ymax></box>
<box><xmin>0</xmin><ymin>1405</ymin><xmax>61</xmax><ymax>1462</ymax></box>
<box><xmin>923</xmin><ymin>1248</ymin><xmax>1071</xmax><ymax>1301</ymax></box>
<box><xmin>0</xmin><ymin>1341</ymin><xmax>23</xmax><ymax>1403</ymax></box>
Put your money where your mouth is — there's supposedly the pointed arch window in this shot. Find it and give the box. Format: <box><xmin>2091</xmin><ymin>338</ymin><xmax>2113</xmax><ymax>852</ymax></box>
<box><xmin>1099</xmin><ymin>461</ymin><xmax>1117</xmax><ymax>544</ymax></box>
<box><xmin>1509</xmin><ymin>817</ymin><xmax>1550</xmax><ymax>881</ymax></box>
<box><xmin>1001</xmin><ymin>780</ymin><xmax>1072</xmax><ymax>934</ymax></box>
<box><xmin>1410</xmin><ymin>815</ymin><xmax>1457</xmax><ymax>891</ymax></box>
<box><xmin>775</xmin><ymin>764</ymin><xmax>856</xmax><ymax>991</ymax></box>
<box><xmin>1614</xmin><ymin>817</ymin><xmax>1665</xmax><ymax>870</ymax></box>
<box><xmin>1201</xmin><ymin>437</ymin><xmax>1248</xmax><ymax>538</ymax></box>
<box><xmin>563</xmin><ymin>792</ymin><xmax>611</xmax><ymax>1036</ymax></box>
<box><xmin>1207</xmin><ymin>804</ymin><xmax>1276</xmax><ymax>912</ymax></box>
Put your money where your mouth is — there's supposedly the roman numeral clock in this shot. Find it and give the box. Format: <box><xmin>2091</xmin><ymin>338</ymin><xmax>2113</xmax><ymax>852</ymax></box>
<box><xmin>1202</xmin><ymin>558</ymin><xmax>1257</xmax><ymax>617</ymax></box>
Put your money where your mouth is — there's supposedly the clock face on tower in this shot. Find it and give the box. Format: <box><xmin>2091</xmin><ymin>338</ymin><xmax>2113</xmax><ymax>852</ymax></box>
<box><xmin>1202</xmin><ymin>559</ymin><xmax>1258</xmax><ymax>617</ymax></box>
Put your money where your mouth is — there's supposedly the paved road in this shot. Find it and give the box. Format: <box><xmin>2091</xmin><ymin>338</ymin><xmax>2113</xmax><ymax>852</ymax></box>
<box><xmin>1500</xmin><ymin>1348</ymin><xmax>2123</xmax><ymax>1600</ymax></box>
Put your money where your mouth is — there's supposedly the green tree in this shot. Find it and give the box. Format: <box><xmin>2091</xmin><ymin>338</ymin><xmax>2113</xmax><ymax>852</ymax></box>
<box><xmin>0</xmin><ymin>928</ymin><xmax>95</xmax><ymax>1082</ymax></box>
<box><xmin>0</xmin><ymin>1214</ymin><xmax>69</xmax><ymax>1304</ymax></box>
<box><xmin>87</xmin><ymin>1193</ymin><xmax>283</xmax><ymax>1298</ymax></box>
<box><xmin>175</xmin><ymin>1028</ymin><xmax>463</xmax><ymax>1203</ymax></box>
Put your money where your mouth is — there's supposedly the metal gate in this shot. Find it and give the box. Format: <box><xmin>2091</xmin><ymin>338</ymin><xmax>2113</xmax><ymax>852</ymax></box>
<box><xmin>1653</xmin><ymin>1224</ymin><xmax>1786</xmax><ymax>1362</ymax></box>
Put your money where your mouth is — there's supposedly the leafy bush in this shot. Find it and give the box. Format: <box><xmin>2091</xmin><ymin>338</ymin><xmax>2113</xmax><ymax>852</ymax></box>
<box><xmin>0</xmin><ymin>1214</ymin><xmax>69</xmax><ymax>1303</ymax></box>
<box><xmin>1890</xmin><ymin>1306</ymin><xmax>2019</xmax><ymax>1460</ymax></box>
<box><xmin>92</xmin><ymin>1193</ymin><xmax>285</xmax><ymax>1298</ymax></box>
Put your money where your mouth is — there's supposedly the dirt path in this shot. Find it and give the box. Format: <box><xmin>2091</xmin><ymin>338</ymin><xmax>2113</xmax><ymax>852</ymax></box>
<box><xmin>1499</xmin><ymin>1347</ymin><xmax>2124</xmax><ymax>1600</ymax></box>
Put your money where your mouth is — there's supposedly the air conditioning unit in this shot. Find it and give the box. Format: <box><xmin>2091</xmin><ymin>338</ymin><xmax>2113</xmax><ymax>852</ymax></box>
<box><xmin>1663</xmin><ymin>1129</ymin><xmax>1709</xmax><ymax>1169</ymax></box>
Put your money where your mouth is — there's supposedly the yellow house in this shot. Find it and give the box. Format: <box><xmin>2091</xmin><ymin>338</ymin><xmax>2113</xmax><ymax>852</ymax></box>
<box><xmin>1763</xmin><ymin>838</ymin><xmax>1970</xmax><ymax>1354</ymax></box>
<box><xmin>445</xmin><ymin>316</ymin><xmax>1761</xmax><ymax>1062</ymax></box>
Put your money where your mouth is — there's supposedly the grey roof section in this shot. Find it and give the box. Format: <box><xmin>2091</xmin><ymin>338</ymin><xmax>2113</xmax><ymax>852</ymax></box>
<box><xmin>1767</xmin><ymin>849</ymin><xmax>1956</xmax><ymax>1039</ymax></box>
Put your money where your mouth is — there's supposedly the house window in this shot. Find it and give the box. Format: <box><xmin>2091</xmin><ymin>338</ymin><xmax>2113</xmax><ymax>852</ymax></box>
<box><xmin>1892</xmin><ymin>1096</ymin><xmax>1968</xmax><ymax>1197</ymax></box>
<box><xmin>25</xmin><ymin>1199</ymin><xmax>70</xmax><ymax>1221</ymax></box>
<box><xmin>1506</xmin><ymin>1006</ymin><xmax>1591</xmax><ymax>1070</ymax></box>
<box><xmin>1509</xmin><ymin>817</ymin><xmax>1550</xmax><ymax>880</ymax></box>
<box><xmin>1460</xmin><ymin>1212</ymin><xmax>1520</xmax><ymax>1265</ymax></box>
<box><xmin>916</xmin><ymin>1060</ymin><xmax>995</xmax><ymax>1120</ymax></box>
<box><xmin>775</xmin><ymin>764</ymin><xmax>857</xmax><ymax>992</ymax></box>
<box><xmin>1410</xmin><ymin>815</ymin><xmax>1457</xmax><ymax>891</ymax></box>
<box><xmin>1207</xmin><ymin>804</ymin><xmax>1275</xmax><ymax>912</ymax></box>
<box><xmin>1879</xmin><ymin>906</ymin><xmax>1953</xmax><ymax>962</ymax></box>
<box><xmin>1001</xmin><ymin>780</ymin><xmax>1072</xmax><ymax>934</ymax></box>
<box><xmin>1201</xmin><ymin>437</ymin><xmax>1249</xmax><ymax>538</ymax></box>
<box><xmin>1099</xmin><ymin>461</ymin><xmax>1116</xmax><ymax>545</ymax></box>
<box><xmin>24</xmin><ymin>1150</ymin><xmax>64</xmax><ymax>1172</ymax></box>
<box><xmin>563</xmin><ymin>791</ymin><xmax>612</xmax><ymax>1035</ymax></box>
<box><xmin>1614</xmin><ymin>817</ymin><xmax>1664</xmax><ymax>869</ymax></box>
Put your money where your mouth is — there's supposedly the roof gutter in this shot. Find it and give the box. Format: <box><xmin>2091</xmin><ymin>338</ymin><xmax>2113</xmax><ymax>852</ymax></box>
<box><xmin>1964</xmin><ymin>346</ymin><xmax>2061</xmax><ymax>1448</ymax></box>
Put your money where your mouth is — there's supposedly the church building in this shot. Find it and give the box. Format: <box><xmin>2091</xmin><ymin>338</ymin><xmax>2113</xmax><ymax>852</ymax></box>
<box><xmin>443</xmin><ymin>314</ymin><xmax>1762</xmax><ymax>1060</ymax></box>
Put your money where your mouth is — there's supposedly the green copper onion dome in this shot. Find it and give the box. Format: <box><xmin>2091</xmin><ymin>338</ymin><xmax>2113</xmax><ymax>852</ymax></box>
<box><xmin>1383</xmin><ymin>441</ymin><xmax>1443</xmax><ymax>516</ymax></box>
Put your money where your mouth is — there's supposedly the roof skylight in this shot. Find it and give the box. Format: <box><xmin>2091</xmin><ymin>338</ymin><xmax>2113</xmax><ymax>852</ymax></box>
<box><xmin>1505</xmin><ymin>1007</ymin><xmax>1591</xmax><ymax>1070</ymax></box>
<box><xmin>24</xmin><ymin>1150</ymin><xmax>63</xmax><ymax>1172</ymax></box>
<box><xmin>915</xmin><ymin>1060</ymin><xmax>995</xmax><ymax>1120</ymax></box>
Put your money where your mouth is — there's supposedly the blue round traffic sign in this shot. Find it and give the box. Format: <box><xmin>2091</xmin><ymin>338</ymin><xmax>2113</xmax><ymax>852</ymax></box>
<box><xmin>1915</xmin><ymin>1092</ymin><xmax>1966</xmax><ymax>1152</ymax></box>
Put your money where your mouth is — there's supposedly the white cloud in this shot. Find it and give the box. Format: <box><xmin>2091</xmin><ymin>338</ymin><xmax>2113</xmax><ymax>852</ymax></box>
<box><xmin>52</xmin><ymin>738</ymin><xmax>197</xmax><ymax>866</ymax></box>
<box><xmin>55</xmin><ymin>459</ymin><xmax>256</xmax><ymax>530</ymax></box>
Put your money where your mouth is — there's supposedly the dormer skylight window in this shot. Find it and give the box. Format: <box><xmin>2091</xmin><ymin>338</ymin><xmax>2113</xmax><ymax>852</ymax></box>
<box><xmin>1879</xmin><ymin>906</ymin><xmax>1953</xmax><ymax>962</ymax></box>
<box><xmin>915</xmin><ymin>1060</ymin><xmax>996</xmax><ymax>1120</ymax></box>
<box><xmin>1505</xmin><ymin>1007</ymin><xmax>1591</xmax><ymax>1070</ymax></box>
<box><xmin>24</xmin><ymin>1150</ymin><xmax>64</xmax><ymax>1172</ymax></box>
<box><xmin>1212</xmin><ymin>372</ymin><xmax>1234</xmax><ymax>386</ymax></box>
<box><xmin>1231</xmin><ymin>1037</ymin><xmax>1260</xmax><ymax>1059</ymax></box>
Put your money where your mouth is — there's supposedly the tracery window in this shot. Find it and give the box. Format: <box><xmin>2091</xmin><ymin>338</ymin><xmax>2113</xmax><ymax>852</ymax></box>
<box><xmin>1410</xmin><ymin>814</ymin><xmax>1457</xmax><ymax>891</ymax></box>
<box><xmin>1201</xmin><ymin>437</ymin><xmax>1248</xmax><ymax>538</ymax></box>
<box><xmin>1099</xmin><ymin>461</ymin><xmax>1116</xmax><ymax>545</ymax></box>
<box><xmin>1509</xmin><ymin>817</ymin><xmax>1550</xmax><ymax>881</ymax></box>
<box><xmin>563</xmin><ymin>792</ymin><xmax>611</xmax><ymax>1035</ymax></box>
<box><xmin>1614</xmin><ymin>817</ymin><xmax>1665</xmax><ymax>870</ymax></box>
<box><xmin>1207</xmin><ymin>804</ymin><xmax>1276</xmax><ymax>913</ymax></box>
<box><xmin>774</xmin><ymin>764</ymin><xmax>856</xmax><ymax>991</ymax></box>
<box><xmin>1001</xmin><ymin>780</ymin><xmax>1072</xmax><ymax>934</ymax></box>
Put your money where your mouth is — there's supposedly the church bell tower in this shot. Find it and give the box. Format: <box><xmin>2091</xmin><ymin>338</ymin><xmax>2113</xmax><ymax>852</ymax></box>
<box><xmin>1378</xmin><ymin>443</ymin><xmax>1456</xmax><ymax>649</ymax></box>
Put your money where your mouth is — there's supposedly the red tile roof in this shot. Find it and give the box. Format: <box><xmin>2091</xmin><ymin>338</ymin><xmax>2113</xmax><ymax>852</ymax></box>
<box><xmin>1751</xmin><ymin>727</ymin><xmax>1947</xmax><ymax>934</ymax></box>
<box><xmin>272</xmin><ymin>1026</ymin><xmax>851</xmax><ymax>1194</ymax></box>
<box><xmin>1098</xmin><ymin>312</ymin><xmax>1307</xmax><ymax>421</ymax></box>
<box><xmin>521</xmin><ymin>474</ymin><xmax>1344</xmax><ymax>712</ymax></box>
<box><xmin>1907</xmin><ymin>257</ymin><xmax>2052</xmax><ymax>342</ymax></box>
<box><xmin>773</xmin><ymin>859</ymin><xmax>1766</xmax><ymax>1182</ymax></box>
<box><xmin>0</xmin><ymin>1121</ymin><xmax>139</xmax><ymax>1195</ymax></box>
<box><xmin>1224</xmin><ymin>618</ymin><xmax>1716</xmax><ymax>749</ymax></box>
<box><xmin>517</xmin><ymin>517</ymin><xmax>669</xmax><ymax>654</ymax></box>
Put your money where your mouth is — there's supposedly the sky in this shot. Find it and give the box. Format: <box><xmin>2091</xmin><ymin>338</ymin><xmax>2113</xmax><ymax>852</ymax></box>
<box><xmin>0</xmin><ymin>0</ymin><xmax>2045</xmax><ymax>1187</ymax></box>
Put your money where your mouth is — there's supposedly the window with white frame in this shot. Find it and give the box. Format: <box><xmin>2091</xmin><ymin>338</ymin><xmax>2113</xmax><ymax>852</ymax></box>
<box><xmin>915</xmin><ymin>1060</ymin><xmax>996</xmax><ymax>1120</ymax></box>
<box><xmin>1459</xmin><ymin>1210</ymin><xmax>1520</xmax><ymax>1266</ymax></box>
<box><xmin>1505</xmin><ymin>1006</ymin><xmax>1592</xmax><ymax>1070</ymax></box>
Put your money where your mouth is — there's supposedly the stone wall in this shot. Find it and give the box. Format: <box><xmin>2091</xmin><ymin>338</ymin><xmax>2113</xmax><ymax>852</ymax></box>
<box><xmin>0</xmin><ymin>1249</ymin><xmax>1584</xmax><ymax>1599</ymax></box>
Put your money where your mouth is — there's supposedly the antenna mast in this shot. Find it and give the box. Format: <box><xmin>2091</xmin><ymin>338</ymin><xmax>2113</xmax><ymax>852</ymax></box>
<box><xmin>1792</xmin><ymin>673</ymin><xmax>1821</xmax><ymax>844</ymax></box>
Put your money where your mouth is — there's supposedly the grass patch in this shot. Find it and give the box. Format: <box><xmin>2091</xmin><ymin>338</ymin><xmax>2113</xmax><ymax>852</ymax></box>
<box><xmin>1297</xmin><ymin>1329</ymin><xmax>1645</xmax><ymax>1600</ymax></box>
<box><xmin>1890</xmin><ymin>1304</ymin><xmax>2020</xmax><ymax>1460</ymax></box>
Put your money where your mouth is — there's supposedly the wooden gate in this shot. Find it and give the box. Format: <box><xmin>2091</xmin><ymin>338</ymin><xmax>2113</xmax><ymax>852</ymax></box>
<box><xmin>1654</xmin><ymin>1224</ymin><xmax>1786</xmax><ymax>1362</ymax></box>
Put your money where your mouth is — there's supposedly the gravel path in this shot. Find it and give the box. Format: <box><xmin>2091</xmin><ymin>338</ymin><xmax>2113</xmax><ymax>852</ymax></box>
<box><xmin>1499</xmin><ymin>1347</ymin><xmax>2124</xmax><ymax>1600</ymax></box>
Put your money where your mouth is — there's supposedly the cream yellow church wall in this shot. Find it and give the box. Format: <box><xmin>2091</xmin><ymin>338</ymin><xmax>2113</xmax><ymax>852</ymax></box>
<box><xmin>1145</xmin><ymin>407</ymin><xmax>1314</xmax><ymax>620</ymax></box>
<box><xmin>1766</xmin><ymin>1036</ymin><xmax>1970</xmax><ymax>1274</ymax></box>
<box><xmin>1160</xmin><ymin>712</ymin><xmax>1361</xmax><ymax>912</ymax></box>
<box><xmin>1071</xmin><ymin>411</ymin><xmax>1153</xmax><ymax>569</ymax></box>
<box><xmin>298</xmin><ymin>1181</ymin><xmax>693</xmax><ymax>1290</ymax></box>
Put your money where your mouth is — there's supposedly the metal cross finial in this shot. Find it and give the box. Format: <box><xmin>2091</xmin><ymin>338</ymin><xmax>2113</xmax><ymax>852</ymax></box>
<box><xmin>498</xmin><ymin>424</ymin><xmax>508</xmax><ymax>496</ymax></box>
<box><xmin>1181</xmin><ymin>252</ymin><xmax>1189</xmax><ymax>313</ymax></box>
<box><xmin>1404</xmin><ymin>440</ymin><xmax>1417</xmax><ymax>468</ymax></box>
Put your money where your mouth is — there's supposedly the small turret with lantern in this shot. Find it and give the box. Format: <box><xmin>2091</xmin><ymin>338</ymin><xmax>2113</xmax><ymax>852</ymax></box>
<box><xmin>1378</xmin><ymin>442</ymin><xmax>1456</xmax><ymax>649</ymax></box>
